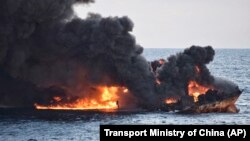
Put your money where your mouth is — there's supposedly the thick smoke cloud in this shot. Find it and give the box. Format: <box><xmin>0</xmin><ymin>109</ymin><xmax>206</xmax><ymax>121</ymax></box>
<box><xmin>0</xmin><ymin>0</ymin><xmax>240</xmax><ymax>110</ymax></box>
<box><xmin>0</xmin><ymin>0</ymin><xmax>157</xmax><ymax>108</ymax></box>
<box><xmin>155</xmin><ymin>46</ymin><xmax>215</xmax><ymax>99</ymax></box>
<box><xmin>0</xmin><ymin>0</ymin><xmax>94</xmax><ymax>107</ymax></box>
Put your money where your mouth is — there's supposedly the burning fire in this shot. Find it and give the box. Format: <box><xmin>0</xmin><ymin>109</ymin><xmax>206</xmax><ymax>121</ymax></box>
<box><xmin>188</xmin><ymin>81</ymin><xmax>209</xmax><ymax>102</ymax></box>
<box><xmin>35</xmin><ymin>86</ymin><xmax>128</xmax><ymax>110</ymax></box>
<box><xmin>165</xmin><ymin>98</ymin><xmax>178</xmax><ymax>104</ymax></box>
<box><xmin>123</xmin><ymin>88</ymin><xmax>129</xmax><ymax>93</ymax></box>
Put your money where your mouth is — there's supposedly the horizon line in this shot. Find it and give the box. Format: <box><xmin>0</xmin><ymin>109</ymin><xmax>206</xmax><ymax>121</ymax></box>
<box><xmin>144</xmin><ymin>47</ymin><xmax>250</xmax><ymax>49</ymax></box>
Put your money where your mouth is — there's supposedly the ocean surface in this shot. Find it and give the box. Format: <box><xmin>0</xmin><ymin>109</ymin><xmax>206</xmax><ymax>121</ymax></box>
<box><xmin>0</xmin><ymin>49</ymin><xmax>249</xmax><ymax>141</ymax></box>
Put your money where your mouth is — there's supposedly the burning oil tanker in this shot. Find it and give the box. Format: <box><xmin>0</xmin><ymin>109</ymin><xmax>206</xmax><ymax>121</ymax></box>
<box><xmin>151</xmin><ymin>46</ymin><xmax>242</xmax><ymax>113</ymax></box>
<box><xmin>0</xmin><ymin>0</ymin><xmax>242</xmax><ymax>113</ymax></box>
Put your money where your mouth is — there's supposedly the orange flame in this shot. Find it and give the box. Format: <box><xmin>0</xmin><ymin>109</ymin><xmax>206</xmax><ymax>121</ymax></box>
<box><xmin>188</xmin><ymin>81</ymin><xmax>209</xmax><ymax>102</ymax></box>
<box><xmin>35</xmin><ymin>86</ymin><xmax>127</xmax><ymax>110</ymax></box>
<box><xmin>165</xmin><ymin>98</ymin><xmax>178</xmax><ymax>104</ymax></box>
<box><xmin>123</xmin><ymin>88</ymin><xmax>129</xmax><ymax>93</ymax></box>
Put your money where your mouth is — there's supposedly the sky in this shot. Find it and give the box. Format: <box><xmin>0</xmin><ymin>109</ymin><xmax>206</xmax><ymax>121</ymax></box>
<box><xmin>74</xmin><ymin>0</ymin><xmax>250</xmax><ymax>48</ymax></box>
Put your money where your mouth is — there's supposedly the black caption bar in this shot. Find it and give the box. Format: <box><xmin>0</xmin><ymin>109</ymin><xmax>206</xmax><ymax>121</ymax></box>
<box><xmin>100</xmin><ymin>125</ymin><xmax>249</xmax><ymax>141</ymax></box>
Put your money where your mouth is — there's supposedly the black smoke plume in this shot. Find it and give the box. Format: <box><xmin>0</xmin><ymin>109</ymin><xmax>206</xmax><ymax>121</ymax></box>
<box><xmin>156</xmin><ymin>46</ymin><xmax>215</xmax><ymax>96</ymax></box>
<box><xmin>154</xmin><ymin>46</ymin><xmax>240</xmax><ymax>108</ymax></box>
<box><xmin>0</xmin><ymin>0</ymin><xmax>240</xmax><ymax>110</ymax></box>
<box><xmin>0</xmin><ymin>0</ymin><xmax>157</xmax><ymax>108</ymax></box>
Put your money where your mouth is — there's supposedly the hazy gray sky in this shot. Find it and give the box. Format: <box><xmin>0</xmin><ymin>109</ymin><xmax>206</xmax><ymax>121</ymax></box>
<box><xmin>75</xmin><ymin>0</ymin><xmax>250</xmax><ymax>48</ymax></box>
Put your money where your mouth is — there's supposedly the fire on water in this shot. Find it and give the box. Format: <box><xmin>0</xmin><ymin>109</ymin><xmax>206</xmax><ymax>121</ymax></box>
<box><xmin>35</xmin><ymin>86</ymin><xmax>128</xmax><ymax>110</ymax></box>
<box><xmin>188</xmin><ymin>81</ymin><xmax>210</xmax><ymax>102</ymax></box>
